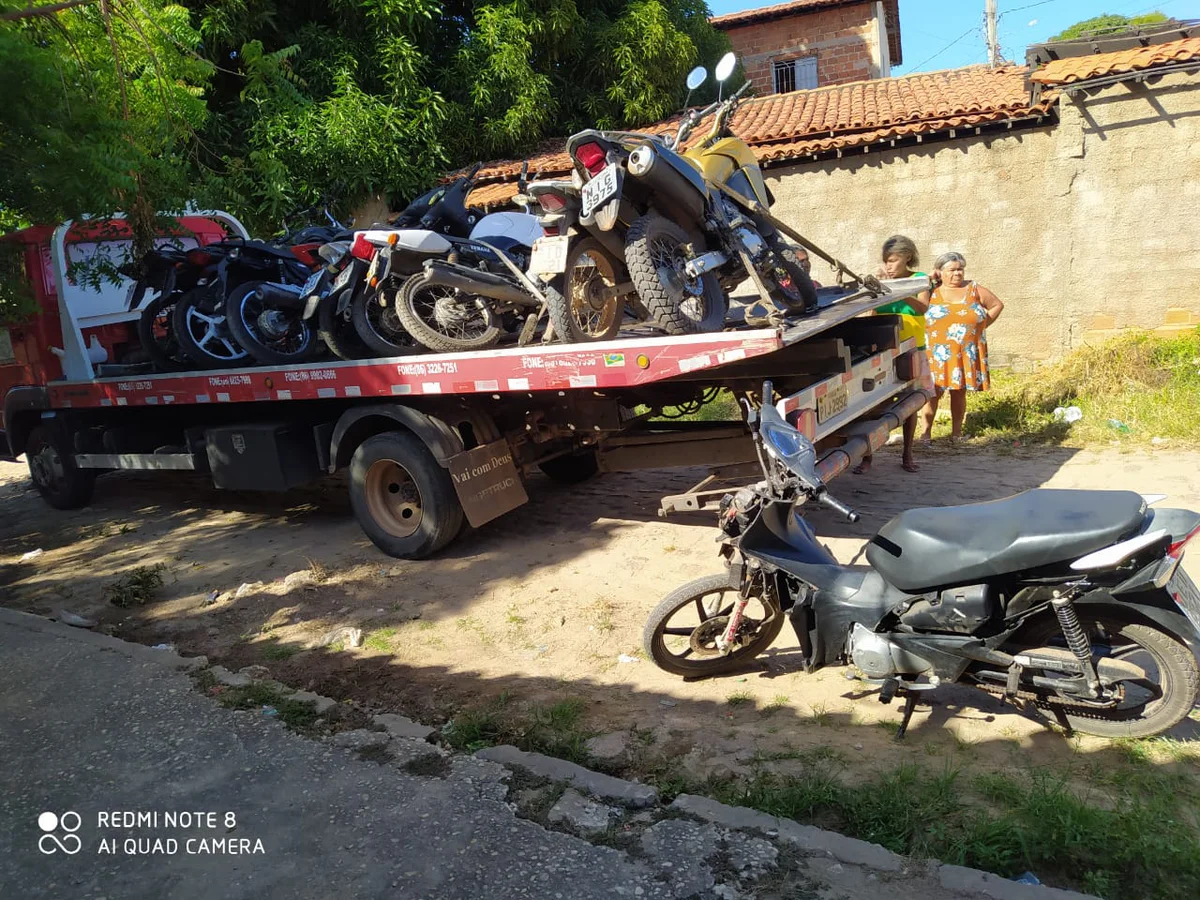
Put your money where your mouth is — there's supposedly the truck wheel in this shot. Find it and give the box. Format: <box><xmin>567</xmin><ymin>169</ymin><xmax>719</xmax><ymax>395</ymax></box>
<box><xmin>538</xmin><ymin>449</ymin><xmax>599</xmax><ymax>484</ymax></box>
<box><xmin>625</xmin><ymin>212</ymin><xmax>728</xmax><ymax>335</ymax></box>
<box><xmin>26</xmin><ymin>425</ymin><xmax>95</xmax><ymax>510</ymax></box>
<box><xmin>349</xmin><ymin>431</ymin><xmax>464</xmax><ymax>559</ymax></box>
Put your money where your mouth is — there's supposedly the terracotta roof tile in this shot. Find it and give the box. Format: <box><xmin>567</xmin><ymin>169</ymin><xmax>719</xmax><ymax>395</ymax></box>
<box><xmin>466</xmin><ymin>65</ymin><xmax>1053</xmax><ymax>207</ymax></box>
<box><xmin>1030</xmin><ymin>36</ymin><xmax>1200</xmax><ymax>84</ymax></box>
<box><xmin>710</xmin><ymin>0</ymin><xmax>852</xmax><ymax>29</ymax></box>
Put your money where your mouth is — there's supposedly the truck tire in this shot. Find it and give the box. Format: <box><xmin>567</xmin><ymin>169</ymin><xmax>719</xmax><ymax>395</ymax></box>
<box><xmin>625</xmin><ymin>212</ymin><xmax>727</xmax><ymax>335</ymax></box>
<box><xmin>538</xmin><ymin>449</ymin><xmax>599</xmax><ymax>484</ymax></box>
<box><xmin>25</xmin><ymin>425</ymin><xmax>95</xmax><ymax>510</ymax></box>
<box><xmin>349</xmin><ymin>431</ymin><xmax>464</xmax><ymax>559</ymax></box>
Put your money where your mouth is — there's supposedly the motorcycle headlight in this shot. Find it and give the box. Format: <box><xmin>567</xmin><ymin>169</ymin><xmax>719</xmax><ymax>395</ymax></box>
<box><xmin>760</xmin><ymin>409</ymin><xmax>819</xmax><ymax>484</ymax></box>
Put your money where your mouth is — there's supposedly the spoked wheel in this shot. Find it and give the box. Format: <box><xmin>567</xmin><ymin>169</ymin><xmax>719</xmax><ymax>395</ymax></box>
<box><xmin>1003</xmin><ymin>613</ymin><xmax>1199</xmax><ymax>739</ymax></box>
<box><xmin>172</xmin><ymin>288</ymin><xmax>250</xmax><ymax>369</ymax></box>
<box><xmin>225</xmin><ymin>281</ymin><xmax>319</xmax><ymax>365</ymax></box>
<box><xmin>625</xmin><ymin>213</ymin><xmax>728</xmax><ymax>336</ymax></box>
<box><xmin>763</xmin><ymin>234</ymin><xmax>818</xmax><ymax>313</ymax></box>
<box><xmin>643</xmin><ymin>572</ymin><xmax>785</xmax><ymax>677</ymax></box>
<box><xmin>547</xmin><ymin>238</ymin><xmax>624</xmax><ymax>343</ymax></box>
<box><xmin>351</xmin><ymin>284</ymin><xmax>419</xmax><ymax>359</ymax></box>
<box><xmin>25</xmin><ymin>425</ymin><xmax>95</xmax><ymax>510</ymax></box>
<box><xmin>395</xmin><ymin>273</ymin><xmax>502</xmax><ymax>353</ymax></box>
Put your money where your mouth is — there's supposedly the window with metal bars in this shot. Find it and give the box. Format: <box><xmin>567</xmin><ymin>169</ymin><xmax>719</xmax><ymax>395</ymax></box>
<box><xmin>772</xmin><ymin>57</ymin><xmax>818</xmax><ymax>94</ymax></box>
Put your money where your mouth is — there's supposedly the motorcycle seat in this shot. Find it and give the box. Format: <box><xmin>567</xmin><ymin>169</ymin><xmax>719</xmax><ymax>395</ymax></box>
<box><xmin>866</xmin><ymin>489</ymin><xmax>1148</xmax><ymax>593</ymax></box>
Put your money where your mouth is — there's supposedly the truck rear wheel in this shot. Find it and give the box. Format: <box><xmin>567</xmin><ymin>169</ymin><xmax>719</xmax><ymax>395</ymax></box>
<box><xmin>349</xmin><ymin>431</ymin><xmax>464</xmax><ymax>559</ymax></box>
<box><xmin>26</xmin><ymin>425</ymin><xmax>95</xmax><ymax>510</ymax></box>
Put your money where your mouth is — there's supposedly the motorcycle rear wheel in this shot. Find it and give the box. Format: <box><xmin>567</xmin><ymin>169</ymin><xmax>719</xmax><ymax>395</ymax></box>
<box><xmin>351</xmin><ymin>284</ymin><xmax>420</xmax><ymax>359</ymax></box>
<box><xmin>395</xmin><ymin>272</ymin><xmax>502</xmax><ymax>353</ymax></box>
<box><xmin>546</xmin><ymin>238</ymin><xmax>625</xmax><ymax>343</ymax></box>
<box><xmin>763</xmin><ymin>234</ymin><xmax>818</xmax><ymax>313</ymax></box>
<box><xmin>1003</xmin><ymin>611</ymin><xmax>1199</xmax><ymax>739</ymax></box>
<box><xmin>643</xmin><ymin>572</ymin><xmax>784</xmax><ymax>678</ymax></box>
<box><xmin>625</xmin><ymin>213</ymin><xmax>728</xmax><ymax>336</ymax></box>
<box><xmin>225</xmin><ymin>280</ymin><xmax>320</xmax><ymax>366</ymax></box>
<box><xmin>319</xmin><ymin>290</ymin><xmax>369</xmax><ymax>361</ymax></box>
<box><xmin>137</xmin><ymin>293</ymin><xmax>189</xmax><ymax>372</ymax></box>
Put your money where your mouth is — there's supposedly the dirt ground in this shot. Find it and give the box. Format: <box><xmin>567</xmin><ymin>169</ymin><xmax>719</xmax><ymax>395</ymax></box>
<box><xmin>4</xmin><ymin>440</ymin><xmax>1200</xmax><ymax>790</ymax></box>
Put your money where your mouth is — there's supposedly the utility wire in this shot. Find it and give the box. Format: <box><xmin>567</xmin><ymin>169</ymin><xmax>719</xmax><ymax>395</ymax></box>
<box><xmin>904</xmin><ymin>24</ymin><xmax>982</xmax><ymax>73</ymax></box>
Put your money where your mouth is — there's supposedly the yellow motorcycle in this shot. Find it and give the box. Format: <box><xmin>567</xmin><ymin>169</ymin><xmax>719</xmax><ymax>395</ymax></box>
<box><xmin>551</xmin><ymin>53</ymin><xmax>817</xmax><ymax>336</ymax></box>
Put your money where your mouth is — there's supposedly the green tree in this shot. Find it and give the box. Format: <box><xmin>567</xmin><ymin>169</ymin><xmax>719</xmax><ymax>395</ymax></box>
<box><xmin>1050</xmin><ymin>12</ymin><xmax>1168</xmax><ymax>42</ymax></box>
<box><xmin>0</xmin><ymin>1</ymin><xmax>212</xmax><ymax>257</ymax></box>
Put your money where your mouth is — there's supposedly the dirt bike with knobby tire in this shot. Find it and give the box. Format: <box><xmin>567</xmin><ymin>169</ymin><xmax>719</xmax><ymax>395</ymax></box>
<box><xmin>394</xmin><ymin>271</ymin><xmax>503</xmax><ymax>353</ymax></box>
<box><xmin>645</xmin><ymin>377</ymin><xmax>1200</xmax><ymax>740</ymax></box>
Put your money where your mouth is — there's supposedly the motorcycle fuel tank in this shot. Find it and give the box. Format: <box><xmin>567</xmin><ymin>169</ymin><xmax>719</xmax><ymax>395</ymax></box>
<box><xmin>690</xmin><ymin>138</ymin><xmax>770</xmax><ymax>207</ymax></box>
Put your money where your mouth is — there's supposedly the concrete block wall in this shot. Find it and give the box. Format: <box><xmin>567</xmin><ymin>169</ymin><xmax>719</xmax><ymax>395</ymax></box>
<box><xmin>765</xmin><ymin>70</ymin><xmax>1200</xmax><ymax>369</ymax></box>
<box><xmin>722</xmin><ymin>1</ymin><xmax>881</xmax><ymax>94</ymax></box>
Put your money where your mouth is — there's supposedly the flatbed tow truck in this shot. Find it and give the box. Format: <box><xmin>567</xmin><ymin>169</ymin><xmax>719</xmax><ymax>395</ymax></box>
<box><xmin>2</xmin><ymin>218</ymin><xmax>931</xmax><ymax>559</ymax></box>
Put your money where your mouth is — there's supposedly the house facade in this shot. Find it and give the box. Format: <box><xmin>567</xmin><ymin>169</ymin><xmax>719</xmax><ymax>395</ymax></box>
<box><xmin>710</xmin><ymin>0</ymin><xmax>902</xmax><ymax>95</ymax></box>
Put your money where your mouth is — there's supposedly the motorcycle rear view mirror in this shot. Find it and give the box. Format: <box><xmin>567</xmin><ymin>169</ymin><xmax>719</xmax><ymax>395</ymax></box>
<box><xmin>715</xmin><ymin>53</ymin><xmax>737</xmax><ymax>82</ymax></box>
<box><xmin>686</xmin><ymin>66</ymin><xmax>707</xmax><ymax>91</ymax></box>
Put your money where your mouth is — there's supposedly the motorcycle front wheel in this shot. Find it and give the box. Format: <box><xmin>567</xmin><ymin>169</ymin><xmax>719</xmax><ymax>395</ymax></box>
<box><xmin>172</xmin><ymin>288</ymin><xmax>251</xmax><ymax>370</ymax></box>
<box><xmin>395</xmin><ymin>272</ymin><xmax>502</xmax><ymax>353</ymax></box>
<box><xmin>624</xmin><ymin>213</ymin><xmax>728</xmax><ymax>336</ymax></box>
<box><xmin>546</xmin><ymin>238</ymin><xmax>625</xmax><ymax>343</ymax></box>
<box><xmin>1002</xmin><ymin>611</ymin><xmax>1199</xmax><ymax>739</ymax></box>
<box><xmin>225</xmin><ymin>281</ymin><xmax>320</xmax><ymax>366</ymax></box>
<box><xmin>643</xmin><ymin>572</ymin><xmax>785</xmax><ymax>678</ymax></box>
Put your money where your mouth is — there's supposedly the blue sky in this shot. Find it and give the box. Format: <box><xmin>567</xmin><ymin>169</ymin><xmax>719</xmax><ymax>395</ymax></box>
<box><xmin>705</xmin><ymin>0</ymin><xmax>1198</xmax><ymax>74</ymax></box>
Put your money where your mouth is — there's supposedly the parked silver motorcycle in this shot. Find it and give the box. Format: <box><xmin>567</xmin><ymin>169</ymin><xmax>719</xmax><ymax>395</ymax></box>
<box><xmin>645</xmin><ymin>381</ymin><xmax>1200</xmax><ymax>739</ymax></box>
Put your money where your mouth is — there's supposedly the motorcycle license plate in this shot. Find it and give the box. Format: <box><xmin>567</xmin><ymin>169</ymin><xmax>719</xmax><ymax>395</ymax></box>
<box><xmin>528</xmin><ymin>235</ymin><xmax>570</xmax><ymax>275</ymax></box>
<box><xmin>581</xmin><ymin>165</ymin><xmax>620</xmax><ymax>218</ymax></box>
<box><xmin>300</xmin><ymin>270</ymin><xmax>323</xmax><ymax>297</ymax></box>
<box><xmin>366</xmin><ymin>252</ymin><xmax>382</xmax><ymax>283</ymax></box>
<box><xmin>332</xmin><ymin>265</ymin><xmax>354</xmax><ymax>291</ymax></box>
<box><xmin>816</xmin><ymin>383</ymin><xmax>849</xmax><ymax>424</ymax></box>
<box><xmin>1168</xmin><ymin>567</ymin><xmax>1200</xmax><ymax>634</ymax></box>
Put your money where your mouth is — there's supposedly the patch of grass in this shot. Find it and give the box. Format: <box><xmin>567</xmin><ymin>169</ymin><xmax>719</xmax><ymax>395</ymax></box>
<box><xmin>762</xmin><ymin>694</ymin><xmax>791</xmax><ymax>714</ymax></box>
<box><xmin>956</xmin><ymin>328</ymin><xmax>1200</xmax><ymax>446</ymax></box>
<box><xmin>637</xmin><ymin>389</ymin><xmax>742</xmax><ymax>423</ymax></box>
<box><xmin>364</xmin><ymin>627</ymin><xmax>398</xmax><ymax>652</ymax></box>
<box><xmin>442</xmin><ymin>696</ymin><xmax>592</xmax><ymax>763</ymax></box>
<box><xmin>214</xmin><ymin>682</ymin><xmax>323</xmax><ymax>735</ymax></box>
<box><xmin>726</xmin><ymin>691</ymin><xmax>753</xmax><ymax>707</ymax></box>
<box><xmin>103</xmin><ymin>564</ymin><xmax>167</xmax><ymax>608</ymax></box>
<box><xmin>808</xmin><ymin>702</ymin><xmax>834</xmax><ymax>727</ymax></box>
<box><xmin>504</xmin><ymin>605</ymin><xmax>527</xmax><ymax>627</ymax></box>
<box><xmin>589</xmin><ymin>600</ymin><xmax>617</xmax><ymax>634</ymax></box>
<box><xmin>261</xmin><ymin>642</ymin><xmax>300</xmax><ymax>661</ymax></box>
<box><xmin>706</xmin><ymin>760</ymin><xmax>1200</xmax><ymax>900</ymax></box>
<box><xmin>305</xmin><ymin>557</ymin><xmax>330</xmax><ymax>582</ymax></box>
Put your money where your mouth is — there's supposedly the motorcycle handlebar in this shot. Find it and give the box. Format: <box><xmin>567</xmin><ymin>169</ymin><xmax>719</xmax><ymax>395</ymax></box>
<box><xmin>816</xmin><ymin>490</ymin><xmax>859</xmax><ymax>523</ymax></box>
<box><xmin>732</xmin><ymin>80</ymin><xmax>751</xmax><ymax>100</ymax></box>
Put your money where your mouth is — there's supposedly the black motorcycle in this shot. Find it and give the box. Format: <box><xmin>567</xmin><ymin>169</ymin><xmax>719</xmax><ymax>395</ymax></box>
<box><xmin>644</xmin><ymin>381</ymin><xmax>1200</xmax><ymax>739</ymax></box>
<box><xmin>123</xmin><ymin>245</ymin><xmax>198</xmax><ymax>371</ymax></box>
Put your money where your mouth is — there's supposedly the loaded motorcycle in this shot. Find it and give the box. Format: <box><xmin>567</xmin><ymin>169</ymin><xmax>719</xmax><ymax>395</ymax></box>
<box><xmin>155</xmin><ymin>209</ymin><xmax>342</xmax><ymax>369</ymax></box>
<box><xmin>364</xmin><ymin>163</ymin><xmax>549</xmax><ymax>354</ymax></box>
<box><xmin>644</xmin><ymin>381</ymin><xmax>1200</xmax><ymax>739</ymax></box>
<box><xmin>565</xmin><ymin>53</ymin><xmax>817</xmax><ymax>336</ymax></box>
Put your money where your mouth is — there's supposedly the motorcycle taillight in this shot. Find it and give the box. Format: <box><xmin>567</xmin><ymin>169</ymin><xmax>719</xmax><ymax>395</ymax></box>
<box><xmin>574</xmin><ymin>142</ymin><xmax>607</xmax><ymax>177</ymax></box>
<box><xmin>350</xmin><ymin>233</ymin><xmax>376</xmax><ymax>261</ymax></box>
<box><xmin>537</xmin><ymin>192</ymin><xmax>567</xmax><ymax>212</ymax></box>
<box><xmin>1169</xmin><ymin>522</ymin><xmax>1200</xmax><ymax>558</ymax></box>
<box><xmin>185</xmin><ymin>249</ymin><xmax>213</xmax><ymax>267</ymax></box>
<box><xmin>542</xmin><ymin>225</ymin><xmax>560</xmax><ymax>237</ymax></box>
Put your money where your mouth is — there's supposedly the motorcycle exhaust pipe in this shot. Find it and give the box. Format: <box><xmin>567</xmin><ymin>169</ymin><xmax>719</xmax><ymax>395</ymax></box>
<box><xmin>627</xmin><ymin>143</ymin><xmax>705</xmax><ymax>222</ymax></box>
<box><xmin>253</xmin><ymin>282</ymin><xmax>306</xmax><ymax>310</ymax></box>
<box><xmin>421</xmin><ymin>260</ymin><xmax>536</xmax><ymax>308</ymax></box>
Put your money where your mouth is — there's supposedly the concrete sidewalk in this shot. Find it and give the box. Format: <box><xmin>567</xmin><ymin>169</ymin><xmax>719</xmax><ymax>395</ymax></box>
<box><xmin>0</xmin><ymin>610</ymin><xmax>1089</xmax><ymax>900</ymax></box>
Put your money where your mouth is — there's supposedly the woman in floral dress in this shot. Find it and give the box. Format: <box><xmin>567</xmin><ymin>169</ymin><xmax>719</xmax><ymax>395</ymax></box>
<box><xmin>919</xmin><ymin>252</ymin><xmax>1004</xmax><ymax>441</ymax></box>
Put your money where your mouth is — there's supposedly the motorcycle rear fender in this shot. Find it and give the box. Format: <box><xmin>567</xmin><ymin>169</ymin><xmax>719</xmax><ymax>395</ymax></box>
<box><xmin>1074</xmin><ymin>588</ymin><xmax>1200</xmax><ymax>653</ymax></box>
